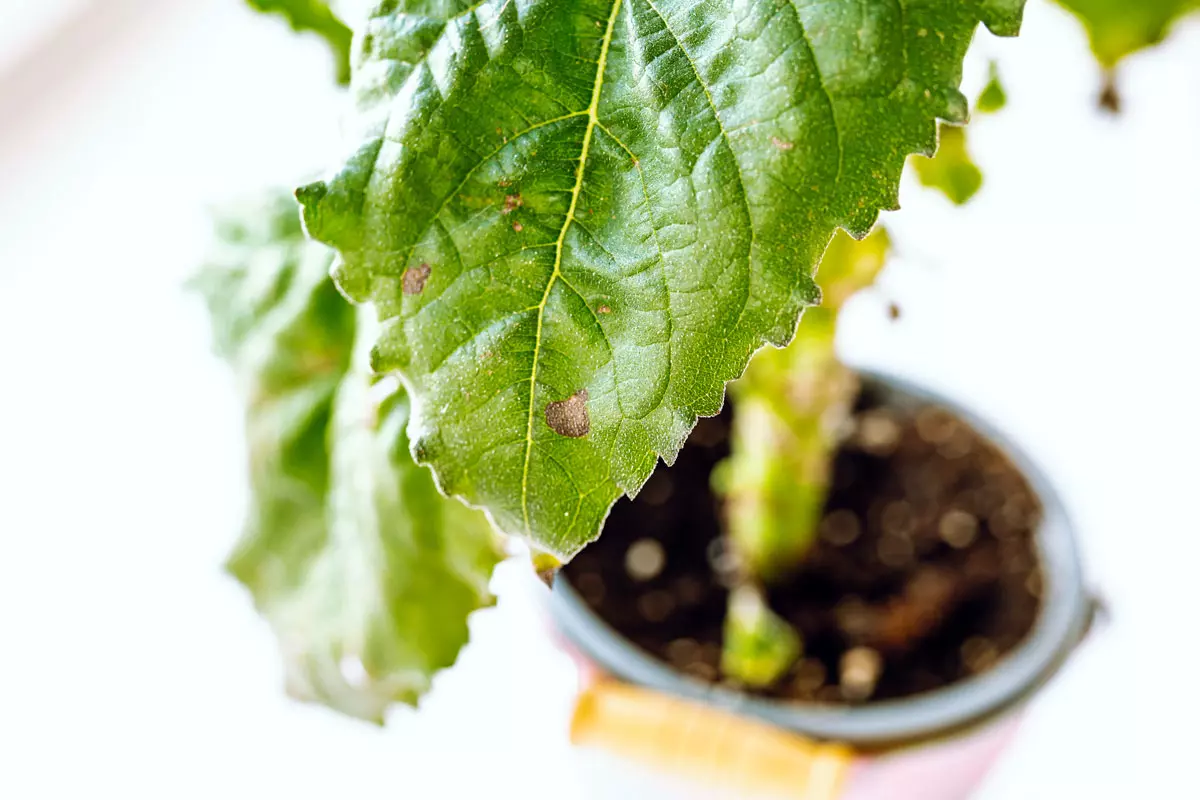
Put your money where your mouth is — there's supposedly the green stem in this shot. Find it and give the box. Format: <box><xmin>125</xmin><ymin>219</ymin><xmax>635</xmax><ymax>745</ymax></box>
<box><xmin>715</xmin><ymin>228</ymin><xmax>890</xmax><ymax>687</ymax></box>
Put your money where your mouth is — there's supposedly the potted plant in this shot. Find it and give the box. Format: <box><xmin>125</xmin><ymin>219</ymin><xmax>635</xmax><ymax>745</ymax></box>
<box><xmin>197</xmin><ymin>0</ymin><xmax>1193</xmax><ymax>796</ymax></box>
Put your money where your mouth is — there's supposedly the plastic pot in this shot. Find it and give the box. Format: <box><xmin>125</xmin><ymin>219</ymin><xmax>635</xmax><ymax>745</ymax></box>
<box><xmin>547</xmin><ymin>374</ymin><xmax>1097</xmax><ymax>800</ymax></box>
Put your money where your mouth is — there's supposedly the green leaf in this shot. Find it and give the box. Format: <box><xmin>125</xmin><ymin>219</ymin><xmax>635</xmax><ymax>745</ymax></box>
<box><xmin>976</xmin><ymin>60</ymin><xmax>1007</xmax><ymax>113</ymax></box>
<box><xmin>715</xmin><ymin>228</ymin><xmax>890</xmax><ymax>582</ymax></box>
<box><xmin>247</xmin><ymin>0</ymin><xmax>355</xmax><ymax>84</ymax></box>
<box><xmin>195</xmin><ymin>189</ymin><xmax>503</xmax><ymax>722</ymax></box>
<box><xmin>910</xmin><ymin>124</ymin><xmax>983</xmax><ymax>205</ymax></box>
<box><xmin>721</xmin><ymin>586</ymin><xmax>801</xmax><ymax>689</ymax></box>
<box><xmin>299</xmin><ymin>0</ymin><xmax>1025</xmax><ymax>558</ymax></box>
<box><xmin>1053</xmin><ymin>0</ymin><xmax>1200</xmax><ymax>68</ymax></box>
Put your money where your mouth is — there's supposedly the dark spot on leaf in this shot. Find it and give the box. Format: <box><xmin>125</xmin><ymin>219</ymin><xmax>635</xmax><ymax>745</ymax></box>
<box><xmin>512</xmin><ymin>221</ymin><xmax>524</xmax><ymax>232</ymax></box>
<box><xmin>402</xmin><ymin>263</ymin><xmax>431</xmax><ymax>295</ymax></box>
<box><xmin>888</xmin><ymin>302</ymin><xmax>902</xmax><ymax>320</ymax></box>
<box><xmin>498</xmin><ymin>178</ymin><xmax>512</xmax><ymax>188</ymax></box>
<box><xmin>545</xmin><ymin>389</ymin><xmax>589</xmax><ymax>438</ymax></box>
<box><xmin>502</xmin><ymin>194</ymin><xmax>523</xmax><ymax>214</ymax></box>
<box><xmin>597</xmin><ymin>304</ymin><xmax>611</xmax><ymax>314</ymax></box>
<box><xmin>771</xmin><ymin>136</ymin><xmax>794</xmax><ymax>151</ymax></box>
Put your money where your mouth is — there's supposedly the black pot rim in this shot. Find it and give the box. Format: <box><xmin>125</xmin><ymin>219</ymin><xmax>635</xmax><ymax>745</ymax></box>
<box><xmin>548</xmin><ymin>372</ymin><xmax>1093</xmax><ymax>748</ymax></box>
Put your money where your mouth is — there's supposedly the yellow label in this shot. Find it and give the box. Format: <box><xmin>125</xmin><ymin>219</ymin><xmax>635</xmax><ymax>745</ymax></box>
<box><xmin>571</xmin><ymin>681</ymin><xmax>854</xmax><ymax>799</ymax></box>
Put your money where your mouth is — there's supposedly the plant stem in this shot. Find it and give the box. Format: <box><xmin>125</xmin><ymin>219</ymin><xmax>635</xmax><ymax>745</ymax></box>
<box><xmin>714</xmin><ymin>228</ymin><xmax>890</xmax><ymax>687</ymax></box>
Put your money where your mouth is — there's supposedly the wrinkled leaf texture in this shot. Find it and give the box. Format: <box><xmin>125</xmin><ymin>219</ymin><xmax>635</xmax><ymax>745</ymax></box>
<box><xmin>299</xmin><ymin>0</ymin><xmax>1026</xmax><ymax>558</ymax></box>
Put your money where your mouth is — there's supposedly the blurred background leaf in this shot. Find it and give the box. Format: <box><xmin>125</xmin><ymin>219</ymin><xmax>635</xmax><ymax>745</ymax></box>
<box><xmin>194</xmin><ymin>188</ymin><xmax>503</xmax><ymax>722</ymax></box>
<box><xmin>246</xmin><ymin>0</ymin><xmax>353</xmax><ymax>84</ymax></box>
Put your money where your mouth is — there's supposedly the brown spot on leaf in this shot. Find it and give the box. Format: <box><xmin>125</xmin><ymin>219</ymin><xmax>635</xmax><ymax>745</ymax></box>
<box><xmin>497</xmin><ymin>178</ymin><xmax>512</xmax><ymax>188</ymax></box>
<box><xmin>402</xmin><ymin>263</ymin><xmax>431</xmax><ymax>295</ymax></box>
<box><xmin>545</xmin><ymin>389</ymin><xmax>589</xmax><ymax>438</ymax></box>
<box><xmin>502</xmin><ymin>193</ymin><xmax>523</xmax><ymax>214</ymax></box>
<box><xmin>771</xmin><ymin>136</ymin><xmax>794</xmax><ymax>151</ymax></box>
<box><xmin>597</xmin><ymin>304</ymin><xmax>611</xmax><ymax>314</ymax></box>
<box><xmin>512</xmin><ymin>221</ymin><xmax>524</xmax><ymax>232</ymax></box>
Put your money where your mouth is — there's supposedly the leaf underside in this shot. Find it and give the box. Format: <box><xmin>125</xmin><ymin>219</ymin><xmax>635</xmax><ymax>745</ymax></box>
<box><xmin>300</xmin><ymin>0</ymin><xmax>1025</xmax><ymax>558</ymax></box>
<box><xmin>195</xmin><ymin>189</ymin><xmax>502</xmax><ymax>722</ymax></box>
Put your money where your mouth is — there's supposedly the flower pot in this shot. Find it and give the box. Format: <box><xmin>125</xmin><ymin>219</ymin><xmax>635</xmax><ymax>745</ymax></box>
<box><xmin>547</xmin><ymin>374</ymin><xmax>1097</xmax><ymax>800</ymax></box>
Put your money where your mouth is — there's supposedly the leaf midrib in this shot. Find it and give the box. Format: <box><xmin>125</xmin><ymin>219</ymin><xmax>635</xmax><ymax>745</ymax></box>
<box><xmin>519</xmin><ymin>0</ymin><xmax>624</xmax><ymax>536</ymax></box>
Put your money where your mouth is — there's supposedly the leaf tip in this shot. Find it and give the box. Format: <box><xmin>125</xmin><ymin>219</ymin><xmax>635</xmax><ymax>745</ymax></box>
<box><xmin>941</xmin><ymin>89</ymin><xmax>971</xmax><ymax>125</ymax></box>
<box><xmin>294</xmin><ymin>180</ymin><xmax>328</xmax><ymax>208</ymax></box>
<box><xmin>979</xmin><ymin>0</ymin><xmax>1025</xmax><ymax>38</ymax></box>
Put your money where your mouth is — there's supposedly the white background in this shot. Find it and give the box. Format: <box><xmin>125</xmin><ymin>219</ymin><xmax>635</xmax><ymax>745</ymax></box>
<box><xmin>0</xmin><ymin>0</ymin><xmax>1196</xmax><ymax>797</ymax></box>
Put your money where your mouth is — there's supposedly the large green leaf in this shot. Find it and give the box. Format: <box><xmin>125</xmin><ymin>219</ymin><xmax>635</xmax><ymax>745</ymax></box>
<box><xmin>298</xmin><ymin>0</ymin><xmax>1025</xmax><ymax>558</ymax></box>
<box><xmin>1053</xmin><ymin>0</ymin><xmax>1200</xmax><ymax>68</ymax></box>
<box><xmin>247</xmin><ymin>0</ymin><xmax>355</xmax><ymax>84</ymax></box>
<box><xmin>195</xmin><ymin>190</ymin><xmax>502</xmax><ymax>722</ymax></box>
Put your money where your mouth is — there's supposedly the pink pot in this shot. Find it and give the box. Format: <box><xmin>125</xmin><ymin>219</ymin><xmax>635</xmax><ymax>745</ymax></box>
<box><xmin>546</xmin><ymin>375</ymin><xmax>1098</xmax><ymax>800</ymax></box>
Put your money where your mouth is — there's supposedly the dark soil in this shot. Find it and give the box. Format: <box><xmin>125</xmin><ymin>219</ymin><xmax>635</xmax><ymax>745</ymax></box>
<box><xmin>562</xmin><ymin>384</ymin><xmax>1043</xmax><ymax>704</ymax></box>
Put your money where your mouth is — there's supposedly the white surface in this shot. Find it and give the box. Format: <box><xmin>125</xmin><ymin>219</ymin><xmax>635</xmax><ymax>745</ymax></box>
<box><xmin>0</xmin><ymin>1</ymin><xmax>1196</xmax><ymax>797</ymax></box>
<box><xmin>0</xmin><ymin>0</ymin><xmax>87</xmax><ymax>75</ymax></box>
